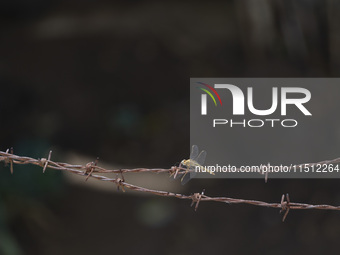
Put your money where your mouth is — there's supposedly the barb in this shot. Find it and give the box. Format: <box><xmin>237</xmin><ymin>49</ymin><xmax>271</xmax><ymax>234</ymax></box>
<box><xmin>85</xmin><ymin>157</ymin><xmax>99</xmax><ymax>181</ymax></box>
<box><xmin>9</xmin><ymin>147</ymin><xmax>14</xmax><ymax>174</ymax></box>
<box><xmin>4</xmin><ymin>148</ymin><xmax>14</xmax><ymax>174</ymax></box>
<box><xmin>116</xmin><ymin>169</ymin><xmax>125</xmax><ymax>192</ymax></box>
<box><xmin>1</xmin><ymin>150</ymin><xmax>340</xmax><ymax>222</ymax></box>
<box><xmin>280</xmin><ymin>193</ymin><xmax>290</xmax><ymax>222</ymax></box>
<box><xmin>191</xmin><ymin>189</ymin><xmax>205</xmax><ymax>211</ymax></box>
<box><xmin>41</xmin><ymin>150</ymin><xmax>52</xmax><ymax>173</ymax></box>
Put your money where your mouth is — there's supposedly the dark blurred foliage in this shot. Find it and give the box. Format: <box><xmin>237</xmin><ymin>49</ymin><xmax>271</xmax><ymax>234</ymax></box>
<box><xmin>1</xmin><ymin>0</ymin><xmax>340</xmax><ymax>254</ymax></box>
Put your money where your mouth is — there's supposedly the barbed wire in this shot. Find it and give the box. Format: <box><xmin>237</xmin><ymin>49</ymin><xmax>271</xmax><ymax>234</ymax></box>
<box><xmin>1</xmin><ymin>149</ymin><xmax>340</xmax><ymax>222</ymax></box>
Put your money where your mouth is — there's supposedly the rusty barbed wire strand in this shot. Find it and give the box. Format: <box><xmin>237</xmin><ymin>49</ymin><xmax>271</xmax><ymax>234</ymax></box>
<box><xmin>1</xmin><ymin>150</ymin><xmax>340</xmax><ymax>222</ymax></box>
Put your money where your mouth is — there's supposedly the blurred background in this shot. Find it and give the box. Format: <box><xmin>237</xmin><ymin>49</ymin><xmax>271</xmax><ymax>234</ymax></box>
<box><xmin>1</xmin><ymin>0</ymin><xmax>340</xmax><ymax>254</ymax></box>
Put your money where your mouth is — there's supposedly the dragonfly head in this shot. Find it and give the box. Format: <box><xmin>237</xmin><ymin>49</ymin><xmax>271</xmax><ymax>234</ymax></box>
<box><xmin>180</xmin><ymin>159</ymin><xmax>189</xmax><ymax>167</ymax></box>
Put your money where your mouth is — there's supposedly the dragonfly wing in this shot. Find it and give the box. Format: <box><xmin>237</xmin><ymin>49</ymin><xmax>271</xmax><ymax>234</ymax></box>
<box><xmin>195</xmin><ymin>150</ymin><xmax>207</xmax><ymax>166</ymax></box>
<box><xmin>173</xmin><ymin>170</ymin><xmax>183</xmax><ymax>180</ymax></box>
<box><xmin>181</xmin><ymin>173</ymin><xmax>191</xmax><ymax>185</ymax></box>
<box><xmin>189</xmin><ymin>168</ymin><xmax>197</xmax><ymax>179</ymax></box>
<box><xmin>190</xmin><ymin>145</ymin><xmax>199</xmax><ymax>160</ymax></box>
<box><xmin>181</xmin><ymin>167</ymin><xmax>197</xmax><ymax>185</ymax></box>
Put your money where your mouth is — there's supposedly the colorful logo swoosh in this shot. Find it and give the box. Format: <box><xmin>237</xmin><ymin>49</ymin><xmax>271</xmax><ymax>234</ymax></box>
<box><xmin>197</xmin><ymin>82</ymin><xmax>223</xmax><ymax>106</ymax></box>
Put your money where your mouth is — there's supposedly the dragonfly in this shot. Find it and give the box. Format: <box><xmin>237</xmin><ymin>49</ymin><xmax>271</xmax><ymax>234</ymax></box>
<box><xmin>173</xmin><ymin>145</ymin><xmax>214</xmax><ymax>185</ymax></box>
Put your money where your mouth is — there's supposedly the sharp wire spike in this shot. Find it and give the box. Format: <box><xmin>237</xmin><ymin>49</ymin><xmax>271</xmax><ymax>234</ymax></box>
<box><xmin>191</xmin><ymin>189</ymin><xmax>205</xmax><ymax>211</ymax></box>
<box><xmin>4</xmin><ymin>149</ymin><xmax>9</xmax><ymax>162</ymax></box>
<box><xmin>10</xmin><ymin>147</ymin><xmax>13</xmax><ymax>174</ymax></box>
<box><xmin>280</xmin><ymin>193</ymin><xmax>291</xmax><ymax>222</ymax></box>
<box><xmin>43</xmin><ymin>150</ymin><xmax>52</xmax><ymax>173</ymax></box>
<box><xmin>85</xmin><ymin>158</ymin><xmax>98</xmax><ymax>181</ymax></box>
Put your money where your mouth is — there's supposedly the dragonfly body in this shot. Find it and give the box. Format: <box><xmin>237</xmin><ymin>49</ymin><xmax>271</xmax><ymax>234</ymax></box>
<box><xmin>180</xmin><ymin>159</ymin><xmax>204</xmax><ymax>172</ymax></box>
<box><xmin>175</xmin><ymin>145</ymin><xmax>214</xmax><ymax>185</ymax></box>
